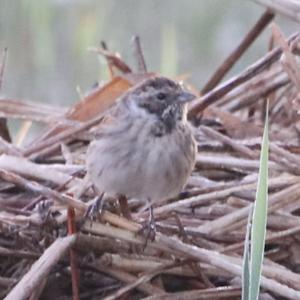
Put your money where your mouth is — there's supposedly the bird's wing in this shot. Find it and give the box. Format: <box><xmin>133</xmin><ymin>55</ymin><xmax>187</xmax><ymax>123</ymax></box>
<box><xmin>89</xmin><ymin>103</ymin><xmax>126</xmax><ymax>139</ymax></box>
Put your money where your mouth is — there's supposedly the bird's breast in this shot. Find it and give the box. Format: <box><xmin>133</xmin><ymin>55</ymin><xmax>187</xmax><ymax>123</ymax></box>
<box><xmin>87</xmin><ymin>118</ymin><xmax>196</xmax><ymax>202</ymax></box>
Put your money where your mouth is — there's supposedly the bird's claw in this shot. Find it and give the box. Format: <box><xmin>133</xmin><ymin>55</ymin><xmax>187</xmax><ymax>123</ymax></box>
<box><xmin>83</xmin><ymin>193</ymin><xmax>105</xmax><ymax>224</ymax></box>
<box><xmin>137</xmin><ymin>205</ymin><xmax>156</xmax><ymax>249</ymax></box>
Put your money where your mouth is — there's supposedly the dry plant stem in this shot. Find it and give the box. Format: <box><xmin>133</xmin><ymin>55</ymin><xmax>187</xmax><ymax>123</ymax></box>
<box><xmin>0</xmin><ymin>276</ymin><xmax>17</xmax><ymax>288</ymax></box>
<box><xmin>200</xmin><ymin>126</ymin><xmax>258</xmax><ymax>159</ymax></box>
<box><xmin>272</xmin><ymin>23</ymin><xmax>300</xmax><ymax>92</ymax></box>
<box><xmin>2</xmin><ymin>27</ymin><xmax>300</xmax><ymax>300</ymax></box>
<box><xmin>0</xmin><ymin>155</ymin><xmax>81</xmax><ymax>187</ymax></box>
<box><xmin>217</xmin><ymin>64</ymin><xmax>284</xmax><ymax>107</ymax></box>
<box><xmin>0</xmin><ymin>47</ymin><xmax>8</xmax><ymax>90</ymax></box>
<box><xmin>0</xmin><ymin>167</ymin><xmax>137</xmax><ymax>231</ymax></box>
<box><xmin>0</xmin><ymin>98</ymin><xmax>67</xmax><ymax>123</ymax></box>
<box><xmin>268</xmin><ymin>152</ymin><xmax>300</xmax><ymax>176</ymax></box>
<box><xmin>75</xmin><ymin>233</ymin><xmax>130</xmax><ymax>254</ymax></box>
<box><xmin>132</xmin><ymin>36</ymin><xmax>147</xmax><ymax>73</ymax></box>
<box><xmin>101</xmin><ymin>260</ymin><xmax>183</xmax><ymax>300</ymax></box>
<box><xmin>223</xmin><ymin>71</ymin><xmax>289</xmax><ymax>112</ymax></box>
<box><xmin>188</xmin><ymin>32</ymin><xmax>299</xmax><ymax>118</ymax></box>
<box><xmin>82</xmin><ymin>222</ymin><xmax>300</xmax><ymax>299</ymax></box>
<box><xmin>57</xmin><ymin>206</ymin><xmax>138</xmax><ymax>232</ymax></box>
<box><xmin>156</xmin><ymin>235</ymin><xmax>300</xmax><ymax>300</ymax></box>
<box><xmin>269</xmin><ymin>83</ymin><xmax>291</xmax><ymax>117</ymax></box>
<box><xmin>263</xmin><ymin>32</ymin><xmax>277</xmax><ymax>122</ymax></box>
<box><xmin>193</xmin><ymin>183</ymin><xmax>300</xmax><ymax>235</ymax></box>
<box><xmin>100</xmin><ymin>41</ymin><xmax>114</xmax><ymax>78</ymax></box>
<box><xmin>88</xmin><ymin>47</ymin><xmax>132</xmax><ymax>73</ymax></box>
<box><xmin>82</xmin><ymin>223</ymin><xmax>300</xmax><ymax>289</ymax></box>
<box><xmin>68</xmin><ymin>208</ymin><xmax>80</xmax><ymax>300</ymax></box>
<box><xmin>22</xmin><ymin>170</ymin><xmax>80</xmax><ymax>212</ymax></box>
<box><xmin>227</xmin><ymin>255</ymin><xmax>300</xmax><ymax>290</ymax></box>
<box><xmin>141</xmin><ymin>286</ymin><xmax>241</xmax><ymax>300</ymax></box>
<box><xmin>101</xmin><ymin>253</ymin><xmax>230</xmax><ymax>279</ymax></box>
<box><xmin>0</xmin><ymin>246</ymin><xmax>39</xmax><ymax>259</ymax></box>
<box><xmin>82</xmin><ymin>221</ymin><xmax>142</xmax><ymax>244</ymax></box>
<box><xmin>23</xmin><ymin>113</ymin><xmax>105</xmax><ymax>159</ymax></box>
<box><xmin>201</xmin><ymin>10</ymin><xmax>274</xmax><ymax>94</ymax></box>
<box><xmin>94</xmin><ymin>264</ymin><xmax>164</xmax><ymax>300</ymax></box>
<box><xmin>0</xmin><ymin>48</ymin><xmax>11</xmax><ymax>143</ymax></box>
<box><xmin>0</xmin><ymin>137</ymin><xmax>22</xmax><ymax>156</ymax></box>
<box><xmin>28</xmin><ymin>278</ymin><xmax>47</xmax><ymax>300</ymax></box>
<box><xmin>222</xmin><ymin>225</ymin><xmax>300</xmax><ymax>253</ymax></box>
<box><xmin>270</xmin><ymin>142</ymin><xmax>300</xmax><ymax>168</ymax></box>
<box><xmin>81</xmin><ymin>222</ymin><xmax>184</xmax><ymax>259</ymax></box>
<box><xmin>98</xmin><ymin>253</ymin><xmax>196</xmax><ymax>277</ymax></box>
<box><xmin>4</xmin><ymin>235</ymin><xmax>76</xmax><ymax>300</ymax></box>
<box><xmin>0</xmin><ymin>168</ymin><xmax>86</xmax><ymax>212</ymax></box>
<box><xmin>154</xmin><ymin>175</ymin><xmax>298</xmax><ymax>216</ymax></box>
<box><xmin>269</xmin><ymin>212</ymin><xmax>300</xmax><ymax>228</ymax></box>
<box><xmin>253</xmin><ymin>0</ymin><xmax>300</xmax><ymax>23</ymax></box>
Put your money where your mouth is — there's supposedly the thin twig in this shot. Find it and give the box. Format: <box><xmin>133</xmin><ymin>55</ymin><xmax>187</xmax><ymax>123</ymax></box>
<box><xmin>0</xmin><ymin>47</ymin><xmax>8</xmax><ymax>91</ymax></box>
<box><xmin>68</xmin><ymin>207</ymin><xmax>80</xmax><ymax>300</ymax></box>
<box><xmin>253</xmin><ymin>0</ymin><xmax>300</xmax><ymax>23</ymax></box>
<box><xmin>132</xmin><ymin>36</ymin><xmax>147</xmax><ymax>73</ymax></box>
<box><xmin>4</xmin><ymin>235</ymin><xmax>77</xmax><ymax>300</ymax></box>
<box><xmin>188</xmin><ymin>32</ymin><xmax>299</xmax><ymax>118</ymax></box>
<box><xmin>201</xmin><ymin>10</ymin><xmax>274</xmax><ymax>94</ymax></box>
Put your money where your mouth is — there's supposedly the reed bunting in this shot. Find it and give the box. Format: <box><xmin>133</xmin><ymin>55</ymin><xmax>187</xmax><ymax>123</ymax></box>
<box><xmin>86</xmin><ymin>76</ymin><xmax>197</xmax><ymax>227</ymax></box>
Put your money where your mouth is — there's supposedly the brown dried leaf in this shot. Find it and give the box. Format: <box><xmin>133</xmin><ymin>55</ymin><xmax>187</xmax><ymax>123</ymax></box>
<box><xmin>64</xmin><ymin>73</ymin><xmax>156</xmax><ymax>122</ymax></box>
<box><xmin>31</xmin><ymin>73</ymin><xmax>155</xmax><ymax>144</ymax></box>
<box><xmin>88</xmin><ymin>47</ymin><xmax>132</xmax><ymax>75</ymax></box>
<box><xmin>67</xmin><ymin>76</ymin><xmax>132</xmax><ymax>122</ymax></box>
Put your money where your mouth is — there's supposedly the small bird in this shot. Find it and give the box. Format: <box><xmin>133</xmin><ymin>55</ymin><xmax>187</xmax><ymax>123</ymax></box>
<box><xmin>86</xmin><ymin>76</ymin><xmax>197</xmax><ymax>230</ymax></box>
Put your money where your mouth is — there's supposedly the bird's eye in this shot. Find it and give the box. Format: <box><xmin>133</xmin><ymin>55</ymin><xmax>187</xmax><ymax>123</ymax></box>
<box><xmin>157</xmin><ymin>92</ymin><xmax>166</xmax><ymax>100</ymax></box>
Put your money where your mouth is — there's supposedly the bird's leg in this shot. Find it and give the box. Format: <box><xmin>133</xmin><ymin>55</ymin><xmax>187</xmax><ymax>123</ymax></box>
<box><xmin>137</xmin><ymin>201</ymin><xmax>156</xmax><ymax>248</ymax></box>
<box><xmin>145</xmin><ymin>204</ymin><xmax>156</xmax><ymax>242</ymax></box>
<box><xmin>118</xmin><ymin>194</ymin><xmax>132</xmax><ymax>220</ymax></box>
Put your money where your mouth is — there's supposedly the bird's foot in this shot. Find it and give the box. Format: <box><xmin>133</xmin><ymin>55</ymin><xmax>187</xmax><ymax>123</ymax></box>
<box><xmin>137</xmin><ymin>205</ymin><xmax>156</xmax><ymax>249</ymax></box>
<box><xmin>83</xmin><ymin>193</ymin><xmax>105</xmax><ymax>224</ymax></box>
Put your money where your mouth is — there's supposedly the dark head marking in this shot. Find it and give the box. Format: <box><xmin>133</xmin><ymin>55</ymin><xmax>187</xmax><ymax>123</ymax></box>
<box><xmin>132</xmin><ymin>77</ymin><xmax>195</xmax><ymax>134</ymax></box>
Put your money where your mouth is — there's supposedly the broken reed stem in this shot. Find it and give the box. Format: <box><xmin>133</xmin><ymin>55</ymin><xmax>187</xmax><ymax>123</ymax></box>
<box><xmin>0</xmin><ymin>47</ymin><xmax>8</xmax><ymax>91</ymax></box>
<box><xmin>132</xmin><ymin>35</ymin><xmax>147</xmax><ymax>73</ymax></box>
<box><xmin>0</xmin><ymin>47</ymin><xmax>11</xmax><ymax>143</ymax></box>
<box><xmin>23</xmin><ymin>113</ymin><xmax>105</xmax><ymax>159</ymax></box>
<box><xmin>201</xmin><ymin>10</ymin><xmax>274</xmax><ymax>94</ymax></box>
<box><xmin>0</xmin><ymin>168</ymin><xmax>86</xmax><ymax>212</ymax></box>
<box><xmin>88</xmin><ymin>46</ymin><xmax>132</xmax><ymax>74</ymax></box>
<box><xmin>1</xmin><ymin>18</ymin><xmax>300</xmax><ymax>300</ymax></box>
<box><xmin>101</xmin><ymin>41</ymin><xmax>115</xmax><ymax>79</ymax></box>
<box><xmin>141</xmin><ymin>286</ymin><xmax>242</xmax><ymax>300</ymax></box>
<box><xmin>68</xmin><ymin>208</ymin><xmax>80</xmax><ymax>300</ymax></box>
<box><xmin>272</xmin><ymin>23</ymin><xmax>300</xmax><ymax>92</ymax></box>
<box><xmin>253</xmin><ymin>0</ymin><xmax>300</xmax><ymax>23</ymax></box>
<box><xmin>188</xmin><ymin>32</ymin><xmax>299</xmax><ymax>118</ymax></box>
<box><xmin>4</xmin><ymin>235</ymin><xmax>76</xmax><ymax>300</ymax></box>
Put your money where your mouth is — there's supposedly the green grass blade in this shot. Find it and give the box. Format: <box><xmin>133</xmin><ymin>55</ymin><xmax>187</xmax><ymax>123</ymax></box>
<box><xmin>249</xmin><ymin>102</ymin><xmax>269</xmax><ymax>300</ymax></box>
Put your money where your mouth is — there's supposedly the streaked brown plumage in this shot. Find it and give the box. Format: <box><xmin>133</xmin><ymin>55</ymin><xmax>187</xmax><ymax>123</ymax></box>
<box><xmin>86</xmin><ymin>76</ymin><xmax>196</xmax><ymax>205</ymax></box>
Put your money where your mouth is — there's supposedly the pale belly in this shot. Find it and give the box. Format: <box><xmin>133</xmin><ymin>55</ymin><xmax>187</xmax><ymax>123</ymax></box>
<box><xmin>87</xmin><ymin>124</ymin><xmax>196</xmax><ymax>202</ymax></box>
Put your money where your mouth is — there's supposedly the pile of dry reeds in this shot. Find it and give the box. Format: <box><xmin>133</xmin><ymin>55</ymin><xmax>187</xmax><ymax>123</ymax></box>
<box><xmin>1</xmin><ymin>3</ymin><xmax>300</xmax><ymax>300</ymax></box>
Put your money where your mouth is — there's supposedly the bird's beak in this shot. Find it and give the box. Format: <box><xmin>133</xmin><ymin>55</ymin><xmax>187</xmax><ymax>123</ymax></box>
<box><xmin>178</xmin><ymin>91</ymin><xmax>196</xmax><ymax>103</ymax></box>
